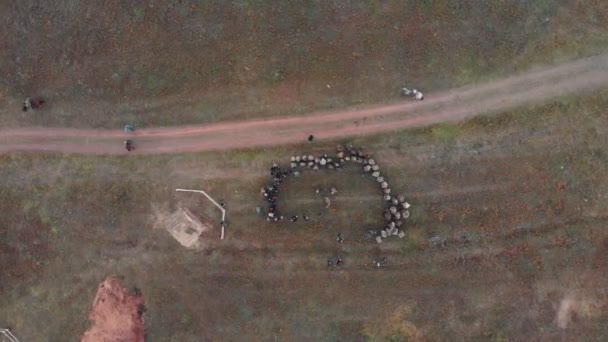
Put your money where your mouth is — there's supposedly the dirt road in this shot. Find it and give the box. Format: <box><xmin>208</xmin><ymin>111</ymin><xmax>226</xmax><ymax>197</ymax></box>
<box><xmin>1</xmin><ymin>54</ymin><xmax>608</xmax><ymax>155</ymax></box>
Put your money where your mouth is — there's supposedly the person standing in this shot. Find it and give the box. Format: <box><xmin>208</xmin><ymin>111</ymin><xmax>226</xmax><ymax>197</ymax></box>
<box><xmin>124</xmin><ymin>140</ymin><xmax>134</xmax><ymax>152</ymax></box>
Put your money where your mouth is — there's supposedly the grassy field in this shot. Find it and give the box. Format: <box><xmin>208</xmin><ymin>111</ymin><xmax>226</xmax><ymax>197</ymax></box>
<box><xmin>2</xmin><ymin>1</ymin><xmax>608</xmax><ymax>340</ymax></box>
<box><xmin>1</xmin><ymin>1</ymin><xmax>607</xmax><ymax>128</ymax></box>
<box><xmin>1</xmin><ymin>89</ymin><xmax>608</xmax><ymax>340</ymax></box>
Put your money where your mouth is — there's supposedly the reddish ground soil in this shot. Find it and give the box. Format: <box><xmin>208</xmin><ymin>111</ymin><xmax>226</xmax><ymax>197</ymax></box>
<box><xmin>81</xmin><ymin>276</ymin><xmax>145</xmax><ymax>342</ymax></box>
<box><xmin>0</xmin><ymin>53</ymin><xmax>607</xmax><ymax>155</ymax></box>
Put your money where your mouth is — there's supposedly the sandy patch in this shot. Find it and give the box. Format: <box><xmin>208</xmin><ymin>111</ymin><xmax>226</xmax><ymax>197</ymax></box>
<box><xmin>81</xmin><ymin>276</ymin><xmax>145</xmax><ymax>342</ymax></box>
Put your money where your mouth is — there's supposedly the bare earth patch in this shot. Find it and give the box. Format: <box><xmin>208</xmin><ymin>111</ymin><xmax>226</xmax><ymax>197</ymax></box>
<box><xmin>81</xmin><ymin>276</ymin><xmax>145</xmax><ymax>342</ymax></box>
<box><xmin>163</xmin><ymin>207</ymin><xmax>216</xmax><ymax>249</ymax></box>
<box><xmin>151</xmin><ymin>203</ymin><xmax>219</xmax><ymax>249</ymax></box>
<box><xmin>556</xmin><ymin>293</ymin><xmax>603</xmax><ymax>329</ymax></box>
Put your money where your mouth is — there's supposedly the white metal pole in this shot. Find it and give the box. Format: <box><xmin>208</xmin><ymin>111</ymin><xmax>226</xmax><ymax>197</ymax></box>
<box><xmin>175</xmin><ymin>189</ymin><xmax>226</xmax><ymax>240</ymax></box>
<box><xmin>0</xmin><ymin>329</ymin><xmax>20</xmax><ymax>342</ymax></box>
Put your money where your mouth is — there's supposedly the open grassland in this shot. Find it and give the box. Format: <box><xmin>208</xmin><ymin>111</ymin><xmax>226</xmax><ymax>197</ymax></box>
<box><xmin>1</xmin><ymin>90</ymin><xmax>607</xmax><ymax>340</ymax></box>
<box><xmin>1</xmin><ymin>0</ymin><xmax>607</xmax><ymax>128</ymax></box>
<box><xmin>2</xmin><ymin>1</ymin><xmax>608</xmax><ymax>339</ymax></box>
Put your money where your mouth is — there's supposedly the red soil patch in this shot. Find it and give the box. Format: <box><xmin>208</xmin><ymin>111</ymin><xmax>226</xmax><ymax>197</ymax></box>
<box><xmin>81</xmin><ymin>276</ymin><xmax>145</xmax><ymax>342</ymax></box>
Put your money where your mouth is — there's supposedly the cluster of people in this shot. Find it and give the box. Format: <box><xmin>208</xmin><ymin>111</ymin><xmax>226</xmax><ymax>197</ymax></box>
<box><xmin>289</xmin><ymin>153</ymin><xmax>344</xmax><ymax>171</ymax></box>
<box><xmin>400</xmin><ymin>87</ymin><xmax>424</xmax><ymax>100</ymax></box>
<box><xmin>260</xmin><ymin>144</ymin><xmax>412</xmax><ymax>242</ymax></box>
<box><xmin>373</xmin><ymin>257</ymin><xmax>388</xmax><ymax>268</ymax></box>
<box><xmin>340</xmin><ymin>144</ymin><xmax>411</xmax><ymax>242</ymax></box>
<box><xmin>261</xmin><ymin>163</ymin><xmax>292</xmax><ymax>221</ymax></box>
<box><xmin>22</xmin><ymin>97</ymin><xmax>45</xmax><ymax>112</ymax></box>
<box><xmin>378</xmin><ymin>195</ymin><xmax>410</xmax><ymax>242</ymax></box>
<box><xmin>124</xmin><ymin>124</ymin><xmax>135</xmax><ymax>152</ymax></box>
<box><xmin>327</xmin><ymin>256</ymin><xmax>344</xmax><ymax>267</ymax></box>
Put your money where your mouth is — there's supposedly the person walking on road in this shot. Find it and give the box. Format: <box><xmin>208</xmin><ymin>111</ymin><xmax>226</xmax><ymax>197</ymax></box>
<box><xmin>336</xmin><ymin>233</ymin><xmax>344</xmax><ymax>243</ymax></box>
<box><xmin>124</xmin><ymin>140</ymin><xmax>134</xmax><ymax>152</ymax></box>
<box><xmin>23</xmin><ymin>97</ymin><xmax>45</xmax><ymax>112</ymax></box>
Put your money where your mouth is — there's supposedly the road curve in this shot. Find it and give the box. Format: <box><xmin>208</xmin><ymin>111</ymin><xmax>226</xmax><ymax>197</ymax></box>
<box><xmin>1</xmin><ymin>54</ymin><xmax>607</xmax><ymax>155</ymax></box>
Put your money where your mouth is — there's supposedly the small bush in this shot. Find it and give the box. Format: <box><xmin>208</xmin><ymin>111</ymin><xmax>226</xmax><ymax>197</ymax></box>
<box><xmin>431</xmin><ymin>123</ymin><xmax>461</xmax><ymax>143</ymax></box>
<box><xmin>133</xmin><ymin>7</ymin><xmax>145</xmax><ymax>22</ymax></box>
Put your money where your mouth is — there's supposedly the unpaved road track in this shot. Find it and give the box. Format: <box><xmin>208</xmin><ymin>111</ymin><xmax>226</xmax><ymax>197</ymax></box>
<box><xmin>1</xmin><ymin>54</ymin><xmax>607</xmax><ymax>155</ymax></box>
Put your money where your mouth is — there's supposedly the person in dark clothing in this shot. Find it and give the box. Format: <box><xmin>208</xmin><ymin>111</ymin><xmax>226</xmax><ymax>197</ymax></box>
<box><xmin>124</xmin><ymin>140</ymin><xmax>134</xmax><ymax>152</ymax></box>
<box><xmin>336</xmin><ymin>233</ymin><xmax>344</xmax><ymax>243</ymax></box>
<box><xmin>336</xmin><ymin>257</ymin><xmax>343</xmax><ymax>266</ymax></box>
<box><xmin>31</xmin><ymin>99</ymin><xmax>44</xmax><ymax>108</ymax></box>
<box><xmin>374</xmin><ymin>257</ymin><xmax>388</xmax><ymax>268</ymax></box>
<box><xmin>23</xmin><ymin>97</ymin><xmax>45</xmax><ymax>111</ymax></box>
<box><xmin>308</xmin><ymin>135</ymin><xmax>314</xmax><ymax>142</ymax></box>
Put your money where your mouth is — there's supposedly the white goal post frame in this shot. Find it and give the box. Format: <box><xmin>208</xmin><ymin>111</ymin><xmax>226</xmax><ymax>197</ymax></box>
<box><xmin>0</xmin><ymin>329</ymin><xmax>20</xmax><ymax>342</ymax></box>
<box><xmin>175</xmin><ymin>189</ymin><xmax>226</xmax><ymax>240</ymax></box>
